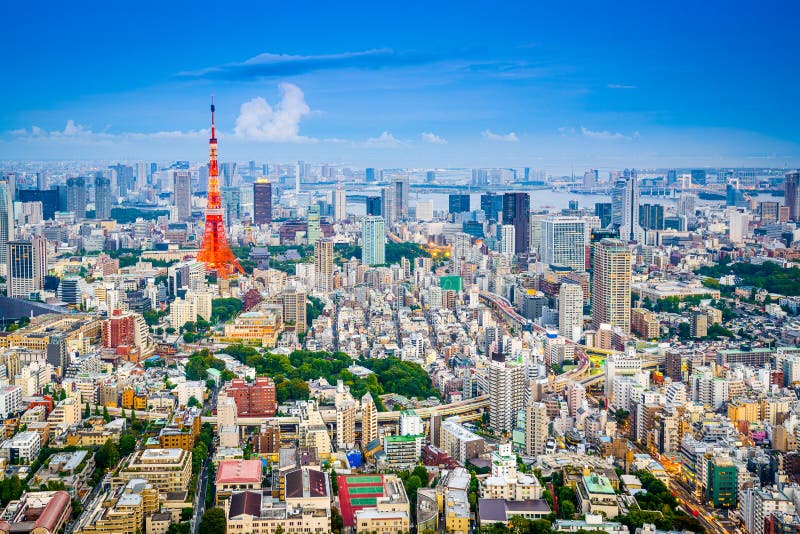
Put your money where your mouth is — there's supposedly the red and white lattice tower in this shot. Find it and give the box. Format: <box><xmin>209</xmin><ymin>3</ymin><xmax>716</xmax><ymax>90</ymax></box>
<box><xmin>196</xmin><ymin>99</ymin><xmax>244</xmax><ymax>278</ymax></box>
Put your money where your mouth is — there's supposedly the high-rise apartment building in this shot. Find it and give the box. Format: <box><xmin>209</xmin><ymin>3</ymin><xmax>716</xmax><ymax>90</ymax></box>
<box><xmin>66</xmin><ymin>177</ymin><xmax>87</xmax><ymax>219</ymax></box>
<box><xmin>253</xmin><ymin>179</ymin><xmax>272</xmax><ymax>225</ymax></box>
<box><xmin>502</xmin><ymin>193</ymin><xmax>530</xmax><ymax>254</ymax></box>
<box><xmin>591</xmin><ymin>238</ymin><xmax>631</xmax><ymax>333</ymax></box>
<box><xmin>487</xmin><ymin>357</ymin><xmax>525</xmax><ymax>434</ymax></box>
<box><xmin>7</xmin><ymin>236</ymin><xmax>47</xmax><ymax>299</ymax></box>
<box><xmin>500</xmin><ymin>225</ymin><xmax>515</xmax><ymax>260</ymax></box>
<box><xmin>541</xmin><ymin>216</ymin><xmax>586</xmax><ymax>271</ymax></box>
<box><xmin>361</xmin><ymin>392</ymin><xmax>378</xmax><ymax>445</ymax></box>
<box><xmin>281</xmin><ymin>288</ymin><xmax>307</xmax><ymax>334</ymax></box>
<box><xmin>785</xmin><ymin>171</ymin><xmax>800</xmax><ymax>221</ymax></box>
<box><xmin>362</xmin><ymin>216</ymin><xmax>385</xmax><ymax>266</ymax></box>
<box><xmin>559</xmin><ymin>282</ymin><xmax>584</xmax><ymax>342</ymax></box>
<box><xmin>173</xmin><ymin>171</ymin><xmax>192</xmax><ymax>221</ymax></box>
<box><xmin>94</xmin><ymin>176</ymin><xmax>112</xmax><ymax>220</ymax></box>
<box><xmin>525</xmin><ymin>402</ymin><xmax>549</xmax><ymax>456</ymax></box>
<box><xmin>314</xmin><ymin>238</ymin><xmax>334</xmax><ymax>293</ymax></box>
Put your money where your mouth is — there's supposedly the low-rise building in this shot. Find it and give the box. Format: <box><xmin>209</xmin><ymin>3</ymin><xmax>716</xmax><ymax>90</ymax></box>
<box><xmin>216</xmin><ymin>459</ymin><xmax>263</xmax><ymax>504</ymax></box>
<box><xmin>72</xmin><ymin>478</ymin><xmax>159</xmax><ymax>534</ymax></box>
<box><xmin>117</xmin><ymin>448</ymin><xmax>192</xmax><ymax>494</ymax></box>
<box><xmin>225</xmin><ymin>490</ymin><xmax>330</xmax><ymax>534</ymax></box>
<box><xmin>0</xmin><ymin>431</ymin><xmax>41</xmax><ymax>463</ymax></box>
<box><xmin>576</xmin><ymin>473</ymin><xmax>620</xmax><ymax>518</ymax></box>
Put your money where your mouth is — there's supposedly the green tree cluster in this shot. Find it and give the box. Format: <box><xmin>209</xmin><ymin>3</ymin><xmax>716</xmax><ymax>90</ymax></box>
<box><xmin>306</xmin><ymin>295</ymin><xmax>325</xmax><ymax>325</ymax></box>
<box><xmin>385</xmin><ymin>241</ymin><xmax>431</xmax><ymax>266</ymax></box>
<box><xmin>698</xmin><ymin>260</ymin><xmax>800</xmax><ymax>296</ymax></box>
<box><xmin>0</xmin><ymin>476</ymin><xmax>23</xmax><ymax>505</ymax></box>
<box><xmin>110</xmin><ymin>208</ymin><xmax>169</xmax><ymax>224</ymax></box>
<box><xmin>185</xmin><ymin>349</ymin><xmax>229</xmax><ymax>381</ymax></box>
<box><xmin>211</xmin><ymin>298</ymin><xmax>243</xmax><ymax>322</ymax></box>
<box><xmin>198</xmin><ymin>507</ymin><xmax>226</xmax><ymax>534</ymax></box>
<box><xmin>223</xmin><ymin>346</ymin><xmax>438</xmax><ymax>406</ymax></box>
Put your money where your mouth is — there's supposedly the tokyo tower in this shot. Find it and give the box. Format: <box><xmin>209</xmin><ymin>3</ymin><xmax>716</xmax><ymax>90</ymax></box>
<box><xmin>196</xmin><ymin>99</ymin><xmax>244</xmax><ymax>278</ymax></box>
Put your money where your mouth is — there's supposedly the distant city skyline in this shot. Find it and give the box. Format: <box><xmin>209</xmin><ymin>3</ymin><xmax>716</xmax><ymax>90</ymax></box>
<box><xmin>3</xmin><ymin>2</ymin><xmax>799</xmax><ymax>171</ymax></box>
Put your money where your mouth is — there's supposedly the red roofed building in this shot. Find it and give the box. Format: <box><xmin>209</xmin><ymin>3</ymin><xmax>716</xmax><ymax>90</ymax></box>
<box><xmin>224</xmin><ymin>378</ymin><xmax>277</xmax><ymax>417</ymax></box>
<box><xmin>0</xmin><ymin>490</ymin><xmax>71</xmax><ymax>534</ymax></box>
<box><xmin>215</xmin><ymin>460</ymin><xmax>263</xmax><ymax>504</ymax></box>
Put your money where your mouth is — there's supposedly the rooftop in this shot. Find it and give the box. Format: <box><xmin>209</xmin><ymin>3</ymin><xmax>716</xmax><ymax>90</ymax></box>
<box><xmin>216</xmin><ymin>460</ymin><xmax>263</xmax><ymax>485</ymax></box>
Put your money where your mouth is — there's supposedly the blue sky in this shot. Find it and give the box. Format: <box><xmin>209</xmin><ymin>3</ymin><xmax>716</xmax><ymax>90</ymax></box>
<box><xmin>2</xmin><ymin>0</ymin><xmax>798</xmax><ymax>172</ymax></box>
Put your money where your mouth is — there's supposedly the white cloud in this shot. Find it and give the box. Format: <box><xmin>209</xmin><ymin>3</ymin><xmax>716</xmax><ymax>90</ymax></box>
<box><xmin>234</xmin><ymin>83</ymin><xmax>313</xmax><ymax>142</ymax></box>
<box><xmin>10</xmin><ymin>120</ymin><xmax>207</xmax><ymax>143</ymax></box>
<box><xmin>580</xmin><ymin>126</ymin><xmax>634</xmax><ymax>140</ymax></box>
<box><xmin>482</xmin><ymin>129</ymin><xmax>518</xmax><ymax>142</ymax></box>
<box><xmin>363</xmin><ymin>131</ymin><xmax>405</xmax><ymax>147</ymax></box>
<box><xmin>607</xmin><ymin>84</ymin><xmax>637</xmax><ymax>89</ymax></box>
<box><xmin>420</xmin><ymin>132</ymin><xmax>447</xmax><ymax>144</ymax></box>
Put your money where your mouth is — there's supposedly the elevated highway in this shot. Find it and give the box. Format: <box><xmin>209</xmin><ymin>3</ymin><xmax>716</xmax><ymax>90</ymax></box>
<box><xmin>479</xmin><ymin>290</ymin><xmax>591</xmax><ymax>390</ymax></box>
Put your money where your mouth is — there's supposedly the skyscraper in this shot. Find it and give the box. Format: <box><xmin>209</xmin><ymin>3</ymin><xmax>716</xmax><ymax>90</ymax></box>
<box><xmin>541</xmin><ymin>216</ymin><xmax>586</xmax><ymax>271</ymax></box>
<box><xmin>381</xmin><ymin>186</ymin><xmax>395</xmax><ymax>225</ymax></box>
<box><xmin>0</xmin><ymin>178</ymin><xmax>13</xmax><ymax>268</ymax></box>
<box><xmin>7</xmin><ymin>236</ymin><xmax>47</xmax><ymax>299</ymax></box>
<box><xmin>221</xmin><ymin>187</ymin><xmax>241</xmax><ymax>227</ymax></box>
<box><xmin>393</xmin><ymin>177</ymin><xmax>409</xmax><ymax>220</ymax></box>
<box><xmin>94</xmin><ymin>175</ymin><xmax>112</xmax><ymax>220</ymax></box>
<box><xmin>333</xmin><ymin>184</ymin><xmax>347</xmax><ymax>221</ymax></box>
<box><xmin>365</xmin><ymin>168</ymin><xmax>377</xmax><ymax>182</ymax></box>
<box><xmin>785</xmin><ymin>172</ymin><xmax>800</xmax><ymax>221</ymax></box>
<box><xmin>691</xmin><ymin>169</ymin><xmax>707</xmax><ymax>186</ymax></box>
<box><xmin>595</xmin><ymin>203</ymin><xmax>612</xmax><ymax>228</ymax></box>
<box><xmin>307</xmin><ymin>205</ymin><xmax>321</xmax><ymax>244</ymax></box>
<box><xmin>592</xmin><ymin>238</ymin><xmax>631</xmax><ymax>333</ymax></box>
<box><xmin>618</xmin><ymin>176</ymin><xmax>645</xmax><ymax>243</ymax></box>
<box><xmin>480</xmin><ymin>192</ymin><xmax>502</xmax><ymax>222</ymax></box>
<box><xmin>448</xmin><ymin>194</ymin><xmax>471</xmax><ymax>215</ymax></box>
<box><xmin>314</xmin><ymin>238</ymin><xmax>334</xmax><ymax>293</ymax></box>
<box><xmin>559</xmin><ymin>282</ymin><xmax>584</xmax><ymax>342</ymax></box>
<box><xmin>366</xmin><ymin>196</ymin><xmax>382</xmax><ymax>217</ymax></box>
<box><xmin>638</xmin><ymin>203</ymin><xmax>664</xmax><ymax>230</ymax></box>
<box><xmin>362</xmin><ymin>216</ymin><xmax>386</xmax><ymax>266</ymax></box>
<box><xmin>253</xmin><ymin>179</ymin><xmax>272</xmax><ymax>225</ymax></box>
<box><xmin>36</xmin><ymin>172</ymin><xmax>47</xmax><ymax>190</ymax></box>
<box><xmin>66</xmin><ymin>177</ymin><xmax>87</xmax><ymax>220</ymax></box>
<box><xmin>502</xmin><ymin>193</ymin><xmax>530</xmax><ymax>254</ymax></box>
<box><xmin>109</xmin><ymin>164</ymin><xmax>134</xmax><ymax>196</ymax></box>
<box><xmin>173</xmin><ymin>171</ymin><xmax>192</xmax><ymax>221</ymax></box>
<box><xmin>610</xmin><ymin>178</ymin><xmax>626</xmax><ymax>228</ymax></box>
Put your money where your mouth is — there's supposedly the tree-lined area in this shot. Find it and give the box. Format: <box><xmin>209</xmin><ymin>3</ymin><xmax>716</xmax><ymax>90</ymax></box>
<box><xmin>218</xmin><ymin>345</ymin><xmax>439</xmax><ymax>408</ymax></box>
<box><xmin>698</xmin><ymin>259</ymin><xmax>800</xmax><ymax>296</ymax></box>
